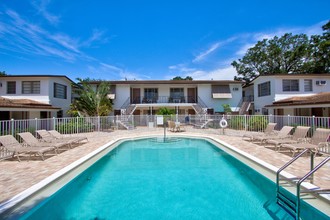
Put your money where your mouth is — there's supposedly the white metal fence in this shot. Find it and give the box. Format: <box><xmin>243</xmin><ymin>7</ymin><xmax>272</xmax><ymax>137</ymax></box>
<box><xmin>1</xmin><ymin>114</ymin><xmax>329</xmax><ymax>160</ymax></box>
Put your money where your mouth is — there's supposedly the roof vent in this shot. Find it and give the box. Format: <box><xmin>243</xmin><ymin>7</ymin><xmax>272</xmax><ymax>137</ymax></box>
<box><xmin>316</xmin><ymin>80</ymin><xmax>326</xmax><ymax>86</ymax></box>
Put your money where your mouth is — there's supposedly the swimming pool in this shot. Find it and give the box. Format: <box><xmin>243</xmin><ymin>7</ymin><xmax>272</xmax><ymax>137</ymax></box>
<box><xmin>2</xmin><ymin>137</ymin><xmax>329</xmax><ymax>219</ymax></box>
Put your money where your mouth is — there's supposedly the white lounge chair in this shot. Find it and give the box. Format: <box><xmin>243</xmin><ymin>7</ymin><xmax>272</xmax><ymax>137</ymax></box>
<box><xmin>281</xmin><ymin>128</ymin><xmax>330</xmax><ymax>157</ymax></box>
<box><xmin>0</xmin><ymin>135</ymin><xmax>56</xmax><ymax>161</ymax></box>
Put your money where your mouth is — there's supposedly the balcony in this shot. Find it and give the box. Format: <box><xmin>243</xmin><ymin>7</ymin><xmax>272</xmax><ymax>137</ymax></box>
<box><xmin>131</xmin><ymin>96</ymin><xmax>197</xmax><ymax>104</ymax></box>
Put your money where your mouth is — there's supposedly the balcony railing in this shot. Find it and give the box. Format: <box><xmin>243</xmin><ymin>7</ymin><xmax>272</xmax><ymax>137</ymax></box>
<box><xmin>131</xmin><ymin>96</ymin><xmax>197</xmax><ymax>104</ymax></box>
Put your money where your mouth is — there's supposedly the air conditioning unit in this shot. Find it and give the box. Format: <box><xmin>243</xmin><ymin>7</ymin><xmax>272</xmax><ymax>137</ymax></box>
<box><xmin>316</xmin><ymin>80</ymin><xmax>327</xmax><ymax>86</ymax></box>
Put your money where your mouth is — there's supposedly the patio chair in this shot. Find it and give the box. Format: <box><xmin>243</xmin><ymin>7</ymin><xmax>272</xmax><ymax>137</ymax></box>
<box><xmin>252</xmin><ymin>126</ymin><xmax>294</xmax><ymax>144</ymax></box>
<box><xmin>18</xmin><ymin>132</ymin><xmax>70</xmax><ymax>152</ymax></box>
<box><xmin>36</xmin><ymin>130</ymin><xmax>76</xmax><ymax>148</ymax></box>
<box><xmin>265</xmin><ymin>126</ymin><xmax>310</xmax><ymax>150</ymax></box>
<box><xmin>0</xmin><ymin>135</ymin><xmax>56</xmax><ymax>161</ymax></box>
<box><xmin>243</xmin><ymin>123</ymin><xmax>277</xmax><ymax>141</ymax></box>
<box><xmin>48</xmin><ymin>130</ymin><xmax>88</xmax><ymax>143</ymax></box>
<box><xmin>167</xmin><ymin>121</ymin><xmax>176</xmax><ymax>132</ymax></box>
<box><xmin>281</xmin><ymin>128</ymin><xmax>330</xmax><ymax>157</ymax></box>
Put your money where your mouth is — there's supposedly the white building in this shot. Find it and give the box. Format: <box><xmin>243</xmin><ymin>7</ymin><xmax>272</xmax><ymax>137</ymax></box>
<box><xmin>89</xmin><ymin>80</ymin><xmax>244</xmax><ymax>116</ymax></box>
<box><xmin>0</xmin><ymin>75</ymin><xmax>73</xmax><ymax>120</ymax></box>
<box><xmin>243</xmin><ymin>74</ymin><xmax>330</xmax><ymax>116</ymax></box>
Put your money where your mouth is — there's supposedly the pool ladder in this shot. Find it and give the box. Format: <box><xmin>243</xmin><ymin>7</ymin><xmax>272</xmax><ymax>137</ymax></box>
<box><xmin>276</xmin><ymin>149</ymin><xmax>330</xmax><ymax>220</ymax></box>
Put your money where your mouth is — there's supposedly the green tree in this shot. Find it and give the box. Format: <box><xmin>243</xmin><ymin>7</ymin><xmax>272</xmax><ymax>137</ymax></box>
<box><xmin>306</xmin><ymin>21</ymin><xmax>330</xmax><ymax>73</ymax></box>
<box><xmin>222</xmin><ymin>104</ymin><xmax>232</xmax><ymax>114</ymax></box>
<box><xmin>232</xmin><ymin>33</ymin><xmax>309</xmax><ymax>83</ymax></box>
<box><xmin>68</xmin><ymin>78</ymin><xmax>113</xmax><ymax>116</ymax></box>
<box><xmin>172</xmin><ymin>76</ymin><xmax>193</xmax><ymax>80</ymax></box>
<box><xmin>157</xmin><ymin>107</ymin><xmax>175</xmax><ymax>116</ymax></box>
<box><xmin>0</xmin><ymin>71</ymin><xmax>6</xmax><ymax>76</ymax></box>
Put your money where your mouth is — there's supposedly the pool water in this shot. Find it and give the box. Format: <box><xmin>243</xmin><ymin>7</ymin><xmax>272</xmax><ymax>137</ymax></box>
<box><xmin>17</xmin><ymin>138</ymin><xmax>327</xmax><ymax>219</ymax></box>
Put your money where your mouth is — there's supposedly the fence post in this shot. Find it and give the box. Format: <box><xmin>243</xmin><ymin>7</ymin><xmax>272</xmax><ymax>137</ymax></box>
<box><xmin>35</xmin><ymin>118</ymin><xmax>38</xmax><ymax>136</ymax></box>
<box><xmin>312</xmin><ymin>115</ymin><xmax>315</xmax><ymax>136</ymax></box>
<box><xmin>76</xmin><ymin>117</ymin><xmax>79</xmax><ymax>134</ymax></box>
<box><xmin>116</xmin><ymin>115</ymin><xmax>119</xmax><ymax>129</ymax></box>
<box><xmin>11</xmin><ymin>119</ymin><xmax>14</xmax><ymax>136</ymax></box>
<box><xmin>288</xmin><ymin>115</ymin><xmax>290</xmax><ymax>126</ymax></box>
<box><xmin>244</xmin><ymin>114</ymin><xmax>247</xmax><ymax>131</ymax></box>
<box><xmin>98</xmin><ymin>116</ymin><xmax>100</xmax><ymax>132</ymax></box>
<box><xmin>53</xmin><ymin>117</ymin><xmax>56</xmax><ymax>130</ymax></box>
<box><xmin>132</xmin><ymin>115</ymin><xmax>135</xmax><ymax>128</ymax></box>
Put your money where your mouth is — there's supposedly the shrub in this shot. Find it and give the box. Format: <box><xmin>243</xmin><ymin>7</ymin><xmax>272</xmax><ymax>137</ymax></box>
<box><xmin>55</xmin><ymin>118</ymin><xmax>94</xmax><ymax>134</ymax></box>
<box><xmin>247</xmin><ymin>116</ymin><xmax>268</xmax><ymax>131</ymax></box>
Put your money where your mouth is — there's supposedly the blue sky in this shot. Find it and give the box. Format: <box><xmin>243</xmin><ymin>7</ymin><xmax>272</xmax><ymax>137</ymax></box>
<box><xmin>1</xmin><ymin>0</ymin><xmax>329</xmax><ymax>81</ymax></box>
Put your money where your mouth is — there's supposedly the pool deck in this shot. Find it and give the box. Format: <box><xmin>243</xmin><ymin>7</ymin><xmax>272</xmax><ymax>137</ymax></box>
<box><xmin>0</xmin><ymin>126</ymin><xmax>329</xmax><ymax>205</ymax></box>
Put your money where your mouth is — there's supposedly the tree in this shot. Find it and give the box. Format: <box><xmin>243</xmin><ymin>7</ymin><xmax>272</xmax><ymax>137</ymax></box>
<box><xmin>232</xmin><ymin>33</ymin><xmax>310</xmax><ymax>83</ymax></box>
<box><xmin>0</xmin><ymin>71</ymin><xmax>6</xmax><ymax>76</ymax></box>
<box><xmin>172</xmin><ymin>76</ymin><xmax>193</xmax><ymax>80</ymax></box>
<box><xmin>68</xmin><ymin>78</ymin><xmax>113</xmax><ymax>116</ymax></box>
<box><xmin>306</xmin><ymin>20</ymin><xmax>330</xmax><ymax>73</ymax></box>
<box><xmin>157</xmin><ymin>107</ymin><xmax>175</xmax><ymax>115</ymax></box>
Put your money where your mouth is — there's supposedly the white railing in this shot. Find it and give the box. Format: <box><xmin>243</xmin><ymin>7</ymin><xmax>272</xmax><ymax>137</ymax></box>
<box><xmin>1</xmin><ymin>114</ymin><xmax>329</xmax><ymax>160</ymax></box>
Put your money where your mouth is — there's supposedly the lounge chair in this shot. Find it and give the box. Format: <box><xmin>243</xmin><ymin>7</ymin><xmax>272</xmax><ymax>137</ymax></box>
<box><xmin>18</xmin><ymin>132</ymin><xmax>70</xmax><ymax>152</ymax></box>
<box><xmin>281</xmin><ymin>128</ymin><xmax>330</xmax><ymax>157</ymax></box>
<box><xmin>48</xmin><ymin>130</ymin><xmax>88</xmax><ymax>143</ymax></box>
<box><xmin>167</xmin><ymin>121</ymin><xmax>176</xmax><ymax>132</ymax></box>
<box><xmin>243</xmin><ymin>123</ymin><xmax>277</xmax><ymax>141</ymax></box>
<box><xmin>252</xmin><ymin>126</ymin><xmax>293</xmax><ymax>144</ymax></box>
<box><xmin>0</xmin><ymin>135</ymin><xmax>56</xmax><ymax>161</ymax></box>
<box><xmin>265</xmin><ymin>126</ymin><xmax>310</xmax><ymax>150</ymax></box>
<box><xmin>36</xmin><ymin>130</ymin><xmax>76</xmax><ymax>148</ymax></box>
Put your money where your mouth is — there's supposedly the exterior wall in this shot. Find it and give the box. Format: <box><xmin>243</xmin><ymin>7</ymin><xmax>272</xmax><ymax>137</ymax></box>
<box><xmin>0</xmin><ymin>76</ymin><xmax>73</xmax><ymax>118</ymax></box>
<box><xmin>197</xmin><ymin>84</ymin><xmax>241</xmax><ymax>112</ymax></box>
<box><xmin>48</xmin><ymin>77</ymin><xmax>72</xmax><ymax>117</ymax></box>
<box><xmin>112</xmin><ymin>82</ymin><xmax>243</xmax><ymax>114</ymax></box>
<box><xmin>252</xmin><ymin>75</ymin><xmax>330</xmax><ymax>115</ymax></box>
<box><xmin>253</xmin><ymin>77</ymin><xmax>276</xmax><ymax>114</ymax></box>
<box><xmin>113</xmin><ymin>84</ymin><xmax>130</xmax><ymax>110</ymax></box>
<box><xmin>0</xmin><ymin>77</ymin><xmax>50</xmax><ymax>103</ymax></box>
<box><xmin>273</xmin><ymin>75</ymin><xmax>330</xmax><ymax>101</ymax></box>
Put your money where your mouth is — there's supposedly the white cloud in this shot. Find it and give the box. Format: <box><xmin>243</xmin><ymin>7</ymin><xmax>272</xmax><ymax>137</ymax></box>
<box><xmin>31</xmin><ymin>0</ymin><xmax>60</xmax><ymax>25</ymax></box>
<box><xmin>193</xmin><ymin>42</ymin><xmax>221</xmax><ymax>63</ymax></box>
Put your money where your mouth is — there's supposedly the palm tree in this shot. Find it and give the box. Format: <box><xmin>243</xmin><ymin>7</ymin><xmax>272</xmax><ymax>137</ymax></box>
<box><xmin>68</xmin><ymin>78</ymin><xmax>113</xmax><ymax>116</ymax></box>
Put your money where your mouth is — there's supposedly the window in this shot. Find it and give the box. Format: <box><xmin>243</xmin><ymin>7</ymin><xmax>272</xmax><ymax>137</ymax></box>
<box><xmin>212</xmin><ymin>85</ymin><xmax>232</xmax><ymax>98</ymax></box>
<box><xmin>144</xmin><ymin>88</ymin><xmax>158</xmax><ymax>99</ymax></box>
<box><xmin>54</xmin><ymin>83</ymin><xmax>67</xmax><ymax>99</ymax></box>
<box><xmin>283</xmin><ymin>79</ymin><xmax>299</xmax><ymax>92</ymax></box>
<box><xmin>304</xmin><ymin>79</ymin><xmax>313</xmax><ymax>92</ymax></box>
<box><xmin>22</xmin><ymin>81</ymin><xmax>40</xmax><ymax>94</ymax></box>
<box><xmin>257</xmin><ymin>81</ymin><xmax>271</xmax><ymax>97</ymax></box>
<box><xmin>7</xmin><ymin>81</ymin><xmax>16</xmax><ymax>94</ymax></box>
<box><xmin>170</xmin><ymin>88</ymin><xmax>184</xmax><ymax>97</ymax></box>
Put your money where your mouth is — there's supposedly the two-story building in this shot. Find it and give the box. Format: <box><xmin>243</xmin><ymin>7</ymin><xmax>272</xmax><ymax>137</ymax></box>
<box><xmin>0</xmin><ymin>75</ymin><xmax>73</xmax><ymax>120</ymax></box>
<box><xmin>243</xmin><ymin>74</ymin><xmax>330</xmax><ymax>116</ymax></box>
<box><xmin>89</xmin><ymin>80</ymin><xmax>244</xmax><ymax>116</ymax></box>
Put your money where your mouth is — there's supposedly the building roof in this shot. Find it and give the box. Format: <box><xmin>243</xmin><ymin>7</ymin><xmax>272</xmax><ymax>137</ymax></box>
<box><xmin>0</xmin><ymin>97</ymin><xmax>60</xmax><ymax>110</ymax></box>
<box><xmin>265</xmin><ymin>92</ymin><xmax>330</xmax><ymax>107</ymax></box>
<box><xmin>88</xmin><ymin>80</ymin><xmax>243</xmax><ymax>85</ymax></box>
<box><xmin>0</xmin><ymin>75</ymin><xmax>74</xmax><ymax>84</ymax></box>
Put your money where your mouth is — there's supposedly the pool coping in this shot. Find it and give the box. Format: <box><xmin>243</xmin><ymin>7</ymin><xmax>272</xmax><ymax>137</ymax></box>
<box><xmin>0</xmin><ymin>134</ymin><xmax>329</xmax><ymax>217</ymax></box>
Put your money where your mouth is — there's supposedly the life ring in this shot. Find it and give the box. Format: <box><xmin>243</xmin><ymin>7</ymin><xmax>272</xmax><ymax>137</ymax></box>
<box><xmin>219</xmin><ymin>118</ymin><xmax>228</xmax><ymax>128</ymax></box>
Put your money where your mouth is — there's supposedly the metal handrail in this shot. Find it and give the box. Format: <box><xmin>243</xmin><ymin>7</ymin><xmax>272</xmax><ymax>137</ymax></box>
<box><xmin>296</xmin><ymin>156</ymin><xmax>330</xmax><ymax>220</ymax></box>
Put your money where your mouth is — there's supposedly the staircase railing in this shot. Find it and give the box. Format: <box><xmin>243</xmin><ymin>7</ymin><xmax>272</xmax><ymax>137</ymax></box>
<box><xmin>276</xmin><ymin>149</ymin><xmax>329</xmax><ymax>220</ymax></box>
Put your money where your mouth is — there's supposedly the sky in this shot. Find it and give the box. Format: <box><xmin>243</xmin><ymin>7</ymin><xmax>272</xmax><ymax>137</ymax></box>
<box><xmin>0</xmin><ymin>0</ymin><xmax>329</xmax><ymax>81</ymax></box>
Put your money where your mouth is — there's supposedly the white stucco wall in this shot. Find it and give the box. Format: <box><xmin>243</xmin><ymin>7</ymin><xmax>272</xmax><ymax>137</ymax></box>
<box><xmin>197</xmin><ymin>84</ymin><xmax>242</xmax><ymax>112</ymax></box>
<box><xmin>0</xmin><ymin>76</ymin><xmax>73</xmax><ymax>117</ymax></box>
<box><xmin>113</xmin><ymin>84</ymin><xmax>130</xmax><ymax>110</ymax></box>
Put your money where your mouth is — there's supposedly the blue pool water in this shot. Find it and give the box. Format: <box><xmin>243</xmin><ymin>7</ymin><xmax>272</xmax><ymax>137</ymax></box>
<box><xmin>13</xmin><ymin>138</ymin><xmax>328</xmax><ymax>219</ymax></box>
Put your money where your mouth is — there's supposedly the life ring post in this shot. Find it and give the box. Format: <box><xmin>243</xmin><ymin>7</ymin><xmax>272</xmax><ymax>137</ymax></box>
<box><xmin>219</xmin><ymin>117</ymin><xmax>228</xmax><ymax>135</ymax></box>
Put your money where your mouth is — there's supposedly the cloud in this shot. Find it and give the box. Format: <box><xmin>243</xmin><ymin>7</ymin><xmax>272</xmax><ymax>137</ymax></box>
<box><xmin>31</xmin><ymin>0</ymin><xmax>60</xmax><ymax>25</ymax></box>
<box><xmin>193</xmin><ymin>42</ymin><xmax>221</xmax><ymax>63</ymax></box>
<box><xmin>87</xmin><ymin>62</ymin><xmax>148</xmax><ymax>80</ymax></box>
<box><xmin>0</xmin><ymin>9</ymin><xmax>95</xmax><ymax>62</ymax></box>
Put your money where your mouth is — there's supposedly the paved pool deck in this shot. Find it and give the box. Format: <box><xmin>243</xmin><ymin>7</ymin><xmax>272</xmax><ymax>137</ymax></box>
<box><xmin>0</xmin><ymin>126</ymin><xmax>329</xmax><ymax>205</ymax></box>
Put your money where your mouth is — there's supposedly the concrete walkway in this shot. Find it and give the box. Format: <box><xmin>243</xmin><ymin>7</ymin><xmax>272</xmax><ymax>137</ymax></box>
<box><xmin>0</xmin><ymin>126</ymin><xmax>329</xmax><ymax>204</ymax></box>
